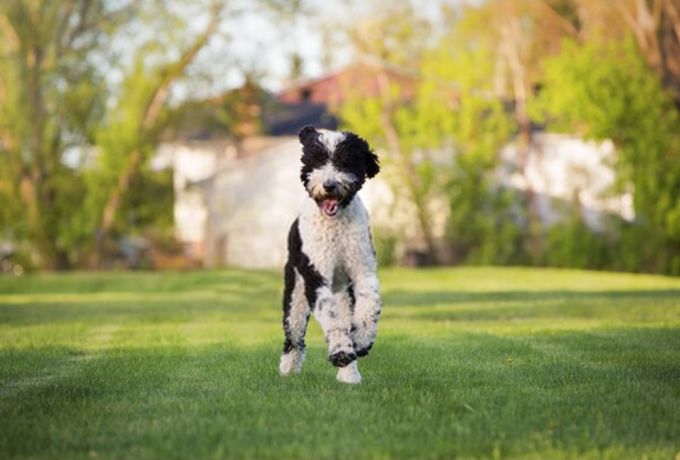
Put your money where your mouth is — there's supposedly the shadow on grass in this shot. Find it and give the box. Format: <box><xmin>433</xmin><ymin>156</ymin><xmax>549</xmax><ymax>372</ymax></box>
<box><xmin>0</xmin><ymin>269</ymin><xmax>281</xmax><ymax>295</ymax></box>
<box><xmin>1</xmin><ymin>327</ymin><xmax>679</xmax><ymax>459</ymax></box>
<box><xmin>383</xmin><ymin>289</ymin><xmax>680</xmax><ymax>322</ymax></box>
<box><xmin>0</xmin><ymin>277</ymin><xmax>281</xmax><ymax>326</ymax></box>
<box><xmin>3</xmin><ymin>286</ymin><xmax>679</xmax><ymax>326</ymax></box>
<box><xmin>384</xmin><ymin>289</ymin><xmax>680</xmax><ymax>306</ymax></box>
<box><xmin>0</xmin><ymin>297</ymin><xmax>280</xmax><ymax>326</ymax></box>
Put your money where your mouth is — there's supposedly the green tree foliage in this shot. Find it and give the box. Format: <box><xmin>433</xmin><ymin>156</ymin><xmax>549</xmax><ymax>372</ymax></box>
<box><xmin>340</xmin><ymin>8</ymin><xmax>516</xmax><ymax>264</ymax></box>
<box><xmin>340</xmin><ymin>1</ymin><xmax>680</xmax><ymax>274</ymax></box>
<box><xmin>87</xmin><ymin>3</ymin><xmax>224</xmax><ymax>266</ymax></box>
<box><xmin>420</xmin><ymin>34</ymin><xmax>518</xmax><ymax>264</ymax></box>
<box><xmin>0</xmin><ymin>1</ymin><xmax>224</xmax><ymax>269</ymax></box>
<box><xmin>0</xmin><ymin>0</ymin><xmax>123</xmax><ymax>268</ymax></box>
<box><xmin>339</xmin><ymin>5</ymin><xmax>441</xmax><ymax>260</ymax></box>
<box><xmin>530</xmin><ymin>38</ymin><xmax>680</xmax><ymax>274</ymax></box>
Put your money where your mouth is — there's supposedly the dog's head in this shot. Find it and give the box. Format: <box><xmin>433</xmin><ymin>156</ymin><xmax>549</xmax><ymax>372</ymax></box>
<box><xmin>298</xmin><ymin>125</ymin><xmax>379</xmax><ymax>217</ymax></box>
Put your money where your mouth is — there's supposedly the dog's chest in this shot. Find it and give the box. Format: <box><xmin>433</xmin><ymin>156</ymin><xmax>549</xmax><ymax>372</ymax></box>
<box><xmin>298</xmin><ymin>198</ymin><xmax>372</xmax><ymax>283</ymax></box>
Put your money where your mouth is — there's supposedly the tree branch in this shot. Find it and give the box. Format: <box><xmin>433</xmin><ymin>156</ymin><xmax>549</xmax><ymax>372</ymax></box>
<box><xmin>141</xmin><ymin>3</ymin><xmax>223</xmax><ymax>130</ymax></box>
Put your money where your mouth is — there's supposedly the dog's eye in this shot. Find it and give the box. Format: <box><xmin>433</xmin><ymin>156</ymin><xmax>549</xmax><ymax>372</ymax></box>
<box><xmin>332</xmin><ymin>153</ymin><xmax>356</xmax><ymax>170</ymax></box>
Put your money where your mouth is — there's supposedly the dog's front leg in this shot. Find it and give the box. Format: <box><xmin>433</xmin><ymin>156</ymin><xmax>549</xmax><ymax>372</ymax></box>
<box><xmin>312</xmin><ymin>285</ymin><xmax>356</xmax><ymax>368</ymax></box>
<box><xmin>349</xmin><ymin>272</ymin><xmax>382</xmax><ymax>357</ymax></box>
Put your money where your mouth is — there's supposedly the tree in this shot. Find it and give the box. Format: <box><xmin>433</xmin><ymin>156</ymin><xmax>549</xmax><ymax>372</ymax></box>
<box><xmin>88</xmin><ymin>2</ymin><xmax>224</xmax><ymax>266</ymax></box>
<box><xmin>340</xmin><ymin>3</ymin><xmax>515</xmax><ymax>263</ymax></box>
<box><xmin>556</xmin><ymin>0</ymin><xmax>680</xmax><ymax>101</ymax></box>
<box><xmin>530</xmin><ymin>37</ymin><xmax>680</xmax><ymax>274</ymax></box>
<box><xmin>0</xmin><ymin>0</ymin><xmax>127</xmax><ymax>269</ymax></box>
<box><xmin>451</xmin><ymin>0</ymin><xmax>579</xmax><ymax>261</ymax></box>
<box><xmin>615</xmin><ymin>0</ymin><xmax>680</xmax><ymax>101</ymax></box>
<box><xmin>419</xmin><ymin>24</ymin><xmax>517</xmax><ymax>264</ymax></box>
<box><xmin>1</xmin><ymin>0</ymin><xmax>315</xmax><ymax>270</ymax></box>
<box><xmin>339</xmin><ymin>4</ymin><xmax>443</xmax><ymax>261</ymax></box>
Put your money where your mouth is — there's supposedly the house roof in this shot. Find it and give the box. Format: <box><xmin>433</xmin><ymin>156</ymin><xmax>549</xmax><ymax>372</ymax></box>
<box><xmin>277</xmin><ymin>63</ymin><xmax>417</xmax><ymax>107</ymax></box>
<box><xmin>167</xmin><ymin>64</ymin><xmax>418</xmax><ymax>141</ymax></box>
<box><xmin>263</xmin><ymin>102</ymin><xmax>338</xmax><ymax>136</ymax></box>
<box><xmin>265</xmin><ymin>63</ymin><xmax>417</xmax><ymax>136</ymax></box>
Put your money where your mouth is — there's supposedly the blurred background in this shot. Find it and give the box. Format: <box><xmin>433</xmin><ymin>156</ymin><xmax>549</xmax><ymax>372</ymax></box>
<box><xmin>1</xmin><ymin>0</ymin><xmax>679</xmax><ymax>275</ymax></box>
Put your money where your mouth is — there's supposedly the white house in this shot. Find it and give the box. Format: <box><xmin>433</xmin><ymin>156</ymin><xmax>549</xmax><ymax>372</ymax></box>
<box><xmin>500</xmin><ymin>133</ymin><xmax>634</xmax><ymax>229</ymax></box>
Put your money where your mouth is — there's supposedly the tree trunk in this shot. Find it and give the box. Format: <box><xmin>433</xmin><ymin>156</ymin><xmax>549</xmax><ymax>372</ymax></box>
<box><xmin>94</xmin><ymin>148</ymin><xmax>143</xmax><ymax>266</ymax></box>
<box><xmin>618</xmin><ymin>0</ymin><xmax>680</xmax><ymax>101</ymax></box>
<box><xmin>20</xmin><ymin>40</ymin><xmax>70</xmax><ymax>269</ymax></box>
<box><xmin>379</xmin><ymin>110</ymin><xmax>438</xmax><ymax>261</ymax></box>
<box><xmin>375</xmin><ymin>71</ymin><xmax>439</xmax><ymax>263</ymax></box>
<box><xmin>501</xmin><ymin>17</ymin><xmax>542</xmax><ymax>262</ymax></box>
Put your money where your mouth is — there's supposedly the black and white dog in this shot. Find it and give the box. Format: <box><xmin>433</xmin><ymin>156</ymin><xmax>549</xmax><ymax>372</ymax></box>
<box><xmin>279</xmin><ymin>125</ymin><xmax>382</xmax><ymax>384</ymax></box>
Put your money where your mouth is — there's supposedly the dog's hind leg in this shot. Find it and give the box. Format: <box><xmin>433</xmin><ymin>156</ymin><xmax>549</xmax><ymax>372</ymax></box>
<box><xmin>279</xmin><ymin>264</ymin><xmax>310</xmax><ymax>376</ymax></box>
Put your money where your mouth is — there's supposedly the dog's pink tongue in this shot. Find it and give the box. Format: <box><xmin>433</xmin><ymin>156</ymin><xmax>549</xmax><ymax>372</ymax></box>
<box><xmin>322</xmin><ymin>199</ymin><xmax>339</xmax><ymax>216</ymax></box>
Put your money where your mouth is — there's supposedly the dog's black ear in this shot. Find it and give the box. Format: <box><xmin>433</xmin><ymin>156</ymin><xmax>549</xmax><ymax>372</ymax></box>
<box><xmin>298</xmin><ymin>125</ymin><xmax>318</xmax><ymax>145</ymax></box>
<box><xmin>342</xmin><ymin>132</ymin><xmax>380</xmax><ymax>178</ymax></box>
<box><xmin>363</xmin><ymin>141</ymin><xmax>380</xmax><ymax>178</ymax></box>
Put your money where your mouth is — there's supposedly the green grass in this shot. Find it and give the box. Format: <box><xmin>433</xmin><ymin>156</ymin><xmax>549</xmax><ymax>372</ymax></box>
<box><xmin>1</xmin><ymin>267</ymin><xmax>679</xmax><ymax>460</ymax></box>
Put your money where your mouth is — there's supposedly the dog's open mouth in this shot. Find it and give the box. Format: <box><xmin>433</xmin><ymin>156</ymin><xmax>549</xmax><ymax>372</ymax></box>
<box><xmin>319</xmin><ymin>198</ymin><xmax>340</xmax><ymax>217</ymax></box>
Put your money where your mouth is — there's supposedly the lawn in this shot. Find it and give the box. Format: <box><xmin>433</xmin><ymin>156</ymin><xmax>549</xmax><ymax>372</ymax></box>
<box><xmin>0</xmin><ymin>267</ymin><xmax>679</xmax><ymax>460</ymax></box>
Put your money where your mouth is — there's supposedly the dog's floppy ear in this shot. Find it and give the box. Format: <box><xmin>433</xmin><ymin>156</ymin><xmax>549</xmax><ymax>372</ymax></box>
<box><xmin>360</xmin><ymin>138</ymin><xmax>380</xmax><ymax>178</ymax></box>
<box><xmin>364</xmin><ymin>147</ymin><xmax>380</xmax><ymax>178</ymax></box>
<box><xmin>298</xmin><ymin>125</ymin><xmax>318</xmax><ymax>146</ymax></box>
<box><xmin>342</xmin><ymin>131</ymin><xmax>380</xmax><ymax>178</ymax></box>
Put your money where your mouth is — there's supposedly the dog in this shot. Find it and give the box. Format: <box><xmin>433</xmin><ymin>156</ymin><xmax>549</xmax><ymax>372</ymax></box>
<box><xmin>278</xmin><ymin>125</ymin><xmax>382</xmax><ymax>384</ymax></box>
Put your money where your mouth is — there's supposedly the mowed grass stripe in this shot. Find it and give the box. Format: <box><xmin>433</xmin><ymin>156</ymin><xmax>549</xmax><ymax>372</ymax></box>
<box><xmin>0</xmin><ymin>267</ymin><xmax>679</xmax><ymax>460</ymax></box>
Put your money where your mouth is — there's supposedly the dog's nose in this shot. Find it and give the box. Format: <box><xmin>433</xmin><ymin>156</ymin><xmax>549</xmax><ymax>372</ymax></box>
<box><xmin>323</xmin><ymin>181</ymin><xmax>338</xmax><ymax>193</ymax></box>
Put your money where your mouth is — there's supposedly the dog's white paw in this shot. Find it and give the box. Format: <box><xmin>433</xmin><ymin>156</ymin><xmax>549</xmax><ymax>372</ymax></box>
<box><xmin>336</xmin><ymin>361</ymin><xmax>361</xmax><ymax>384</ymax></box>
<box><xmin>279</xmin><ymin>349</ymin><xmax>305</xmax><ymax>376</ymax></box>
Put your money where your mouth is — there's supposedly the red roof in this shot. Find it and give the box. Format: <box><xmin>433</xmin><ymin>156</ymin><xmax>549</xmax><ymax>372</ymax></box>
<box><xmin>277</xmin><ymin>64</ymin><xmax>417</xmax><ymax>108</ymax></box>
